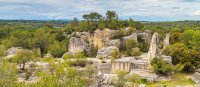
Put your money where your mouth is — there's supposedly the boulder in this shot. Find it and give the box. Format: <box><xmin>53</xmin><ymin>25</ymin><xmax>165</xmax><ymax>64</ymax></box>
<box><xmin>43</xmin><ymin>53</ymin><xmax>53</xmax><ymax>58</ymax></box>
<box><xmin>68</xmin><ymin>37</ymin><xmax>90</xmax><ymax>55</ymax></box>
<box><xmin>163</xmin><ymin>33</ymin><xmax>170</xmax><ymax>49</ymax></box>
<box><xmin>122</xmin><ymin>33</ymin><xmax>137</xmax><ymax>43</ymax></box>
<box><xmin>5</xmin><ymin>47</ymin><xmax>22</xmax><ymax>59</ymax></box>
<box><xmin>96</xmin><ymin>46</ymin><xmax>119</xmax><ymax>59</ymax></box>
<box><xmin>147</xmin><ymin>32</ymin><xmax>160</xmax><ymax>61</ymax></box>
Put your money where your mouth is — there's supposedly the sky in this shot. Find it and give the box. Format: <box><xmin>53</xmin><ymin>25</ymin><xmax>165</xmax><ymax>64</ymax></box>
<box><xmin>0</xmin><ymin>0</ymin><xmax>200</xmax><ymax>21</ymax></box>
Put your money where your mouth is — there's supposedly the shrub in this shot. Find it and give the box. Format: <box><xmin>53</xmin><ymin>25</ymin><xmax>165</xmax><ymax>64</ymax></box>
<box><xmin>71</xmin><ymin>59</ymin><xmax>87</xmax><ymax>67</ymax></box>
<box><xmin>41</xmin><ymin>57</ymin><xmax>56</xmax><ymax>63</ymax></box>
<box><xmin>63</xmin><ymin>53</ymin><xmax>72</xmax><ymax>59</ymax></box>
<box><xmin>101</xmin><ymin>60</ymin><xmax>106</xmax><ymax>63</ymax></box>
<box><xmin>74</xmin><ymin>52</ymin><xmax>86</xmax><ymax>58</ymax></box>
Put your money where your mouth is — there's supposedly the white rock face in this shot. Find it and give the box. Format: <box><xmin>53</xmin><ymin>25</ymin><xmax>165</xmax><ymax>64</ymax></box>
<box><xmin>108</xmin><ymin>39</ymin><xmax>121</xmax><ymax>48</ymax></box>
<box><xmin>96</xmin><ymin>46</ymin><xmax>119</xmax><ymax>59</ymax></box>
<box><xmin>163</xmin><ymin>33</ymin><xmax>170</xmax><ymax>49</ymax></box>
<box><xmin>68</xmin><ymin>37</ymin><xmax>90</xmax><ymax>55</ymax></box>
<box><xmin>5</xmin><ymin>47</ymin><xmax>22</xmax><ymax>59</ymax></box>
<box><xmin>147</xmin><ymin>32</ymin><xmax>160</xmax><ymax>61</ymax></box>
<box><xmin>122</xmin><ymin>33</ymin><xmax>137</xmax><ymax>43</ymax></box>
<box><xmin>108</xmin><ymin>33</ymin><xmax>137</xmax><ymax>48</ymax></box>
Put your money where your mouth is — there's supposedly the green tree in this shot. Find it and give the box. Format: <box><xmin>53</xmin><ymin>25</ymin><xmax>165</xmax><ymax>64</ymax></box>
<box><xmin>125</xmin><ymin>39</ymin><xmax>137</xmax><ymax>56</ymax></box>
<box><xmin>115</xmin><ymin>70</ymin><xmax>128</xmax><ymax>87</ymax></box>
<box><xmin>71</xmin><ymin>17</ymin><xmax>79</xmax><ymax>28</ymax></box>
<box><xmin>151</xmin><ymin>58</ymin><xmax>173</xmax><ymax>75</ymax></box>
<box><xmin>114</xmin><ymin>28</ymin><xmax>125</xmax><ymax>39</ymax></box>
<box><xmin>138</xmin><ymin>42</ymin><xmax>149</xmax><ymax>52</ymax></box>
<box><xmin>131</xmin><ymin>48</ymin><xmax>142</xmax><ymax>59</ymax></box>
<box><xmin>48</xmin><ymin>41</ymin><xmax>67</xmax><ymax>57</ymax></box>
<box><xmin>3</xmin><ymin>30</ymin><xmax>33</xmax><ymax>49</ymax></box>
<box><xmin>181</xmin><ymin>29</ymin><xmax>200</xmax><ymax>51</ymax></box>
<box><xmin>106</xmin><ymin>11</ymin><xmax>118</xmax><ymax>20</ymax></box>
<box><xmin>111</xmin><ymin>48</ymin><xmax>120</xmax><ymax>62</ymax></box>
<box><xmin>163</xmin><ymin>43</ymin><xmax>200</xmax><ymax>71</ymax></box>
<box><xmin>13</xmin><ymin>49</ymin><xmax>34</xmax><ymax>70</ymax></box>
<box><xmin>32</xmin><ymin>29</ymin><xmax>51</xmax><ymax>54</ymax></box>
<box><xmin>151</xmin><ymin>58</ymin><xmax>184</xmax><ymax>75</ymax></box>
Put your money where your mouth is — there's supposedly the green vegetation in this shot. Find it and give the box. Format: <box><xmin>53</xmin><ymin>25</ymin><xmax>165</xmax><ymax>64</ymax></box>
<box><xmin>110</xmin><ymin>48</ymin><xmax>120</xmax><ymax>62</ymax></box>
<box><xmin>12</xmin><ymin>49</ymin><xmax>34</xmax><ymax>70</ymax></box>
<box><xmin>125</xmin><ymin>39</ymin><xmax>137</xmax><ymax>56</ymax></box>
<box><xmin>131</xmin><ymin>48</ymin><xmax>142</xmax><ymax>59</ymax></box>
<box><xmin>66</xmin><ymin>11</ymin><xmax>143</xmax><ymax>33</ymax></box>
<box><xmin>163</xmin><ymin>43</ymin><xmax>200</xmax><ymax>71</ymax></box>
<box><xmin>115</xmin><ymin>70</ymin><xmax>128</xmax><ymax>87</ymax></box>
<box><xmin>145</xmin><ymin>73</ymin><xmax>195</xmax><ymax>87</ymax></box>
<box><xmin>0</xmin><ymin>61</ymin><xmax>18</xmax><ymax>87</ymax></box>
<box><xmin>151</xmin><ymin>58</ymin><xmax>184</xmax><ymax>75</ymax></box>
<box><xmin>0</xmin><ymin>11</ymin><xmax>200</xmax><ymax>87</ymax></box>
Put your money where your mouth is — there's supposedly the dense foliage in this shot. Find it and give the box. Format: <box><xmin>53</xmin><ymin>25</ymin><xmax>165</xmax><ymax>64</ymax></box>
<box><xmin>163</xmin><ymin>43</ymin><xmax>200</xmax><ymax>71</ymax></box>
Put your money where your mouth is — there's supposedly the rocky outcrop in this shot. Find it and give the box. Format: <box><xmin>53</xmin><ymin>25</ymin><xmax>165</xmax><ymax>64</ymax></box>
<box><xmin>71</xmin><ymin>32</ymin><xmax>91</xmax><ymax>41</ymax></box>
<box><xmin>147</xmin><ymin>32</ymin><xmax>160</xmax><ymax>61</ymax></box>
<box><xmin>96</xmin><ymin>46</ymin><xmax>119</xmax><ymax>59</ymax></box>
<box><xmin>122</xmin><ymin>33</ymin><xmax>137</xmax><ymax>42</ymax></box>
<box><xmin>68</xmin><ymin>37</ymin><xmax>90</xmax><ymax>55</ymax></box>
<box><xmin>5</xmin><ymin>47</ymin><xmax>22</xmax><ymax>59</ymax></box>
<box><xmin>137</xmin><ymin>32</ymin><xmax>152</xmax><ymax>43</ymax></box>
<box><xmin>108</xmin><ymin>39</ymin><xmax>121</xmax><ymax>48</ymax></box>
<box><xmin>108</xmin><ymin>33</ymin><xmax>137</xmax><ymax>48</ymax></box>
<box><xmin>163</xmin><ymin>33</ymin><xmax>170</xmax><ymax>49</ymax></box>
<box><xmin>91</xmin><ymin>29</ymin><xmax>119</xmax><ymax>48</ymax></box>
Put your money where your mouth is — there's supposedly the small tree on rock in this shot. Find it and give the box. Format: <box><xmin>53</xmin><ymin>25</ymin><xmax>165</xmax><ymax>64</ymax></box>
<box><xmin>13</xmin><ymin>49</ymin><xmax>34</xmax><ymax>70</ymax></box>
<box><xmin>131</xmin><ymin>48</ymin><xmax>142</xmax><ymax>59</ymax></box>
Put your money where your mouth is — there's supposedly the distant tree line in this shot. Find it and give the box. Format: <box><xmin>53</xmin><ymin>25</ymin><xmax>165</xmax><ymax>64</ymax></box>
<box><xmin>65</xmin><ymin>11</ymin><xmax>144</xmax><ymax>33</ymax></box>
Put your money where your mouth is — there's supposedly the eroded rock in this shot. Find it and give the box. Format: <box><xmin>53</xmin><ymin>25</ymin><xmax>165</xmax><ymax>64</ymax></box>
<box><xmin>68</xmin><ymin>37</ymin><xmax>90</xmax><ymax>55</ymax></box>
<box><xmin>147</xmin><ymin>32</ymin><xmax>160</xmax><ymax>61</ymax></box>
<box><xmin>96</xmin><ymin>46</ymin><xmax>119</xmax><ymax>59</ymax></box>
<box><xmin>163</xmin><ymin>33</ymin><xmax>170</xmax><ymax>49</ymax></box>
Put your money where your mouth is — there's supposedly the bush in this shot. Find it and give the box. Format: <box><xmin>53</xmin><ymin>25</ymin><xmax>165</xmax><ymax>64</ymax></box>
<box><xmin>125</xmin><ymin>39</ymin><xmax>137</xmax><ymax>55</ymax></box>
<box><xmin>74</xmin><ymin>52</ymin><xmax>86</xmax><ymax>58</ymax></box>
<box><xmin>101</xmin><ymin>60</ymin><xmax>106</xmax><ymax>63</ymax></box>
<box><xmin>63</xmin><ymin>53</ymin><xmax>72</xmax><ymax>59</ymax></box>
<box><xmin>70</xmin><ymin>59</ymin><xmax>87</xmax><ymax>67</ymax></box>
<box><xmin>41</xmin><ymin>57</ymin><xmax>56</xmax><ymax>63</ymax></box>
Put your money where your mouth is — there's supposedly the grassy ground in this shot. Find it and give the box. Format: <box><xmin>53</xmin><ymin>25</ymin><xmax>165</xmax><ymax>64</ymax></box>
<box><xmin>144</xmin><ymin>73</ymin><xmax>195</xmax><ymax>87</ymax></box>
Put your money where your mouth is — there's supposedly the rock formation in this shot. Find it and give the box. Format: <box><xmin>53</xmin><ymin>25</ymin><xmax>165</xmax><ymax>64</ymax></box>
<box><xmin>122</xmin><ymin>33</ymin><xmax>137</xmax><ymax>43</ymax></box>
<box><xmin>163</xmin><ymin>33</ymin><xmax>170</xmax><ymax>49</ymax></box>
<box><xmin>96</xmin><ymin>46</ymin><xmax>119</xmax><ymax>59</ymax></box>
<box><xmin>71</xmin><ymin>32</ymin><xmax>91</xmax><ymax>41</ymax></box>
<box><xmin>5</xmin><ymin>47</ymin><xmax>22</xmax><ymax>59</ymax></box>
<box><xmin>147</xmin><ymin>32</ymin><xmax>160</xmax><ymax>61</ymax></box>
<box><xmin>108</xmin><ymin>33</ymin><xmax>137</xmax><ymax>48</ymax></box>
<box><xmin>108</xmin><ymin>39</ymin><xmax>121</xmax><ymax>48</ymax></box>
<box><xmin>91</xmin><ymin>29</ymin><xmax>118</xmax><ymax>48</ymax></box>
<box><xmin>137</xmin><ymin>32</ymin><xmax>152</xmax><ymax>43</ymax></box>
<box><xmin>68</xmin><ymin>37</ymin><xmax>90</xmax><ymax>55</ymax></box>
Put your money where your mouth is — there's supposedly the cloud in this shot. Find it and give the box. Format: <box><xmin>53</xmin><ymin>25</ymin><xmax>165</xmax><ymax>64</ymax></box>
<box><xmin>193</xmin><ymin>10</ymin><xmax>200</xmax><ymax>16</ymax></box>
<box><xmin>0</xmin><ymin>0</ymin><xmax>200</xmax><ymax>21</ymax></box>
